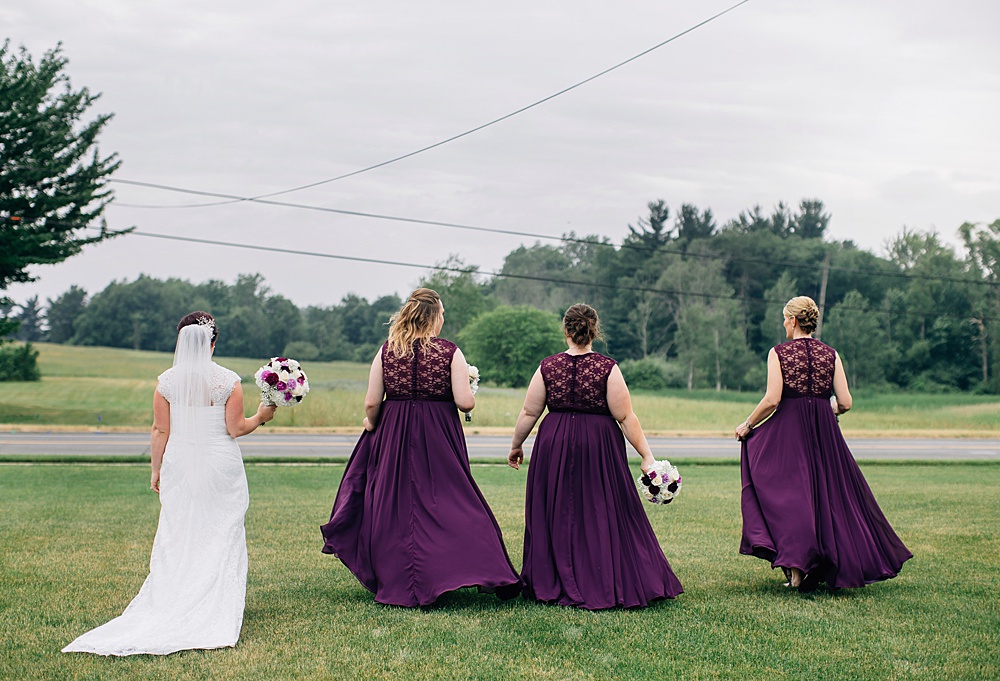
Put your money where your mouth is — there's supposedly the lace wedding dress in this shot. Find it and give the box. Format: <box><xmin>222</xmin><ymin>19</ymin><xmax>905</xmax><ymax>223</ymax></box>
<box><xmin>63</xmin><ymin>359</ymin><xmax>248</xmax><ymax>656</ymax></box>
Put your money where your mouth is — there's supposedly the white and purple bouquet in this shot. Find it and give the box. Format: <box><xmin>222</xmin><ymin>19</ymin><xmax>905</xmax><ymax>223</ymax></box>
<box><xmin>637</xmin><ymin>460</ymin><xmax>682</xmax><ymax>505</ymax></box>
<box><xmin>465</xmin><ymin>365</ymin><xmax>480</xmax><ymax>422</ymax></box>
<box><xmin>255</xmin><ymin>357</ymin><xmax>310</xmax><ymax>407</ymax></box>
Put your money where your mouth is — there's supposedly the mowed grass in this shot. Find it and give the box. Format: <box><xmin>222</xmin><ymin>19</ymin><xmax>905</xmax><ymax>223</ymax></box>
<box><xmin>1</xmin><ymin>462</ymin><xmax>998</xmax><ymax>680</ymax></box>
<box><xmin>3</xmin><ymin>342</ymin><xmax>999</xmax><ymax>434</ymax></box>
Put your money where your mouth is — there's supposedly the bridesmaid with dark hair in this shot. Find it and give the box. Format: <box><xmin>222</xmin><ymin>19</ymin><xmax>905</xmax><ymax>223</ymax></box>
<box><xmin>508</xmin><ymin>304</ymin><xmax>682</xmax><ymax>609</ymax></box>
<box><xmin>736</xmin><ymin>296</ymin><xmax>912</xmax><ymax>591</ymax></box>
<box><xmin>321</xmin><ymin>288</ymin><xmax>520</xmax><ymax>607</ymax></box>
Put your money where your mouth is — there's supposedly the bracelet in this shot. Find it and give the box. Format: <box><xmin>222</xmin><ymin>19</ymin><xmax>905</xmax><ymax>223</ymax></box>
<box><xmin>743</xmin><ymin>419</ymin><xmax>753</xmax><ymax>430</ymax></box>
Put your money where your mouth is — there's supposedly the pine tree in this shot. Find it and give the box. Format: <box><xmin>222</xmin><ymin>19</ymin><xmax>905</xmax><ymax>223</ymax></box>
<box><xmin>0</xmin><ymin>41</ymin><xmax>130</xmax><ymax>297</ymax></box>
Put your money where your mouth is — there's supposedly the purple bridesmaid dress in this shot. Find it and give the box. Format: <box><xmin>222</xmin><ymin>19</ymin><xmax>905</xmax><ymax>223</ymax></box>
<box><xmin>740</xmin><ymin>338</ymin><xmax>912</xmax><ymax>589</ymax></box>
<box><xmin>320</xmin><ymin>338</ymin><xmax>521</xmax><ymax>607</ymax></box>
<box><xmin>521</xmin><ymin>352</ymin><xmax>683</xmax><ymax>609</ymax></box>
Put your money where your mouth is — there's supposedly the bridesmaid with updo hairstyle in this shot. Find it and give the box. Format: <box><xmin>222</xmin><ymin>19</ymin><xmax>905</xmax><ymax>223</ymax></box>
<box><xmin>508</xmin><ymin>303</ymin><xmax>682</xmax><ymax>609</ymax></box>
<box><xmin>736</xmin><ymin>296</ymin><xmax>912</xmax><ymax>591</ymax></box>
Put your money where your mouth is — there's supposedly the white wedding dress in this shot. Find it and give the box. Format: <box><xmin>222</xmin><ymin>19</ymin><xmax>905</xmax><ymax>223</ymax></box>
<box><xmin>63</xmin><ymin>360</ymin><xmax>249</xmax><ymax>656</ymax></box>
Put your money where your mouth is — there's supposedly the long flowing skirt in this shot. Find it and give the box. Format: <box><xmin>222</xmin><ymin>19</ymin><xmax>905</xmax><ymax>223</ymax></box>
<box><xmin>63</xmin><ymin>414</ymin><xmax>249</xmax><ymax>656</ymax></box>
<box><xmin>321</xmin><ymin>399</ymin><xmax>521</xmax><ymax>607</ymax></box>
<box><xmin>740</xmin><ymin>396</ymin><xmax>912</xmax><ymax>588</ymax></box>
<box><xmin>521</xmin><ymin>411</ymin><xmax>683</xmax><ymax>609</ymax></box>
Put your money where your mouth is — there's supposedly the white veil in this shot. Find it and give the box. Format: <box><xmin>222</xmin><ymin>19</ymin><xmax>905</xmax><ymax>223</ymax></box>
<box><xmin>170</xmin><ymin>323</ymin><xmax>214</xmax><ymax>443</ymax></box>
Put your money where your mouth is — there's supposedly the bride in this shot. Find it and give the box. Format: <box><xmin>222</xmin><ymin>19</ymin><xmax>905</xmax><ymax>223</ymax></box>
<box><xmin>63</xmin><ymin>312</ymin><xmax>275</xmax><ymax>656</ymax></box>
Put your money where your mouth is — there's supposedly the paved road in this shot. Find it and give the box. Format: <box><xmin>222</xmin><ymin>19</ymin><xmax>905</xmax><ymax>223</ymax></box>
<box><xmin>2</xmin><ymin>432</ymin><xmax>999</xmax><ymax>460</ymax></box>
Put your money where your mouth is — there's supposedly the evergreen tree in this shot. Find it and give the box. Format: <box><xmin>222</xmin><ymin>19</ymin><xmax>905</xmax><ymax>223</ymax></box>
<box><xmin>1</xmin><ymin>41</ymin><xmax>129</xmax><ymax>295</ymax></box>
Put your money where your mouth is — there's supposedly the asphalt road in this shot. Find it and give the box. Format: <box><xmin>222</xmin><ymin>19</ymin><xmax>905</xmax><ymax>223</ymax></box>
<box><xmin>2</xmin><ymin>431</ymin><xmax>999</xmax><ymax>460</ymax></box>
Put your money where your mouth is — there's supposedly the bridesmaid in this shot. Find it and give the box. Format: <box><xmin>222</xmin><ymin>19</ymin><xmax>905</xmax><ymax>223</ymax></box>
<box><xmin>508</xmin><ymin>304</ymin><xmax>682</xmax><ymax>609</ymax></box>
<box><xmin>736</xmin><ymin>295</ymin><xmax>912</xmax><ymax>591</ymax></box>
<box><xmin>321</xmin><ymin>288</ymin><xmax>520</xmax><ymax>606</ymax></box>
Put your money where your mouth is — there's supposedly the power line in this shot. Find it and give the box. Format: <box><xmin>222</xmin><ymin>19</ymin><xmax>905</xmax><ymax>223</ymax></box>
<box><xmin>112</xmin><ymin>0</ymin><xmax>752</xmax><ymax>208</ymax></box>
<box><xmin>105</xmin><ymin>187</ymin><xmax>996</xmax><ymax>288</ymax></box>
<box><xmin>123</xmin><ymin>228</ymin><xmax>995</xmax><ymax>323</ymax></box>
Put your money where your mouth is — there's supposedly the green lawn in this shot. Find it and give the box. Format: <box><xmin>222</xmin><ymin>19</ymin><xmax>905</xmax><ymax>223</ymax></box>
<box><xmin>1</xmin><ymin>462</ymin><xmax>998</xmax><ymax>680</ymax></box>
<box><xmin>3</xmin><ymin>342</ymin><xmax>999</xmax><ymax>434</ymax></box>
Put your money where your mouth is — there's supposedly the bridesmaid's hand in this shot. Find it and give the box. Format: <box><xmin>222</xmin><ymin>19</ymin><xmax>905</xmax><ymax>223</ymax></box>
<box><xmin>640</xmin><ymin>456</ymin><xmax>655</xmax><ymax>475</ymax></box>
<box><xmin>363</xmin><ymin>417</ymin><xmax>375</xmax><ymax>432</ymax></box>
<box><xmin>507</xmin><ymin>447</ymin><xmax>524</xmax><ymax>470</ymax></box>
<box><xmin>735</xmin><ymin>423</ymin><xmax>752</xmax><ymax>441</ymax></box>
<box><xmin>150</xmin><ymin>468</ymin><xmax>161</xmax><ymax>494</ymax></box>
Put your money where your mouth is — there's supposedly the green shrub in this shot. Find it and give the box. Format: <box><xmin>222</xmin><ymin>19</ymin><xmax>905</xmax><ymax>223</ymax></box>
<box><xmin>458</xmin><ymin>306</ymin><xmax>565</xmax><ymax>387</ymax></box>
<box><xmin>0</xmin><ymin>341</ymin><xmax>41</xmax><ymax>381</ymax></box>
<box><xmin>619</xmin><ymin>357</ymin><xmax>668</xmax><ymax>390</ymax></box>
<box><xmin>282</xmin><ymin>341</ymin><xmax>320</xmax><ymax>361</ymax></box>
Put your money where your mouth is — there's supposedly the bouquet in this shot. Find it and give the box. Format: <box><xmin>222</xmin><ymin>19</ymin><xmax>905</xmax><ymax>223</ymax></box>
<box><xmin>465</xmin><ymin>365</ymin><xmax>480</xmax><ymax>422</ymax></box>
<box><xmin>255</xmin><ymin>357</ymin><xmax>310</xmax><ymax>407</ymax></box>
<box><xmin>636</xmin><ymin>460</ymin><xmax>682</xmax><ymax>505</ymax></box>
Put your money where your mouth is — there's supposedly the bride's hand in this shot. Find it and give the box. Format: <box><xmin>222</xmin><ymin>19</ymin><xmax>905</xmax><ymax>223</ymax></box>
<box><xmin>257</xmin><ymin>404</ymin><xmax>277</xmax><ymax>424</ymax></box>
<box><xmin>150</xmin><ymin>469</ymin><xmax>161</xmax><ymax>494</ymax></box>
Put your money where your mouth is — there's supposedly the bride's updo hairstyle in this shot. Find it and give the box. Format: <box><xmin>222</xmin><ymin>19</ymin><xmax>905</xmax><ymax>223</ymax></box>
<box><xmin>386</xmin><ymin>288</ymin><xmax>442</xmax><ymax>358</ymax></box>
<box><xmin>177</xmin><ymin>310</ymin><xmax>218</xmax><ymax>343</ymax></box>
<box><xmin>783</xmin><ymin>296</ymin><xmax>820</xmax><ymax>334</ymax></box>
<box><xmin>563</xmin><ymin>304</ymin><xmax>603</xmax><ymax>347</ymax></box>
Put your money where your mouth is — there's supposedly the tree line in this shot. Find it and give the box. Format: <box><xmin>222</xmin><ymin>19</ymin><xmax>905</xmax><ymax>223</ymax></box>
<box><xmin>8</xmin><ymin>200</ymin><xmax>1000</xmax><ymax>393</ymax></box>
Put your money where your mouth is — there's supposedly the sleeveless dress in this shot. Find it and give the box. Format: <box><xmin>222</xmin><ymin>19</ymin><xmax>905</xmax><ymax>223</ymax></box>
<box><xmin>320</xmin><ymin>338</ymin><xmax>521</xmax><ymax>607</ymax></box>
<box><xmin>740</xmin><ymin>338</ymin><xmax>912</xmax><ymax>589</ymax></box>
<box><xmin>63</xmin><ymin>362</ymin><xmax>249</xmax><ymax>655</ymax></box>
<box><xmin>520</xmin><ymin>352</ymin><xmax>683</xmax><ymax>609</ymax></box>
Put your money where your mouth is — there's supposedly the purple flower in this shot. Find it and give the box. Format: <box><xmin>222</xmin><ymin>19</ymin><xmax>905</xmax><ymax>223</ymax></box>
<box><xmin>263</xmin><ymin>371</ymin><xmax>279</xmax><ymax>387</ymax></box>
<box><xmin>284</xmin><ymin>391</ymin><xmax>293</xmax><ymax>401</ymax></box>
<box><xmin>275</xmin><ymin>381</ymin><xmax>287</xmax><ymax>391</ymax></box>
<box><xmin>280</xmin><ymin>365</ymin><xmax>290</xmax><ymax>373</ymax></box>
<box><xmin>297</xmin><ymin>376</ymin><xmax>305</xmax><ymax>385</ymax></box>
<box><xmin>276</xmin><ymin>357</ymin><xmax>288</xmax><ymax>363</ymax></box>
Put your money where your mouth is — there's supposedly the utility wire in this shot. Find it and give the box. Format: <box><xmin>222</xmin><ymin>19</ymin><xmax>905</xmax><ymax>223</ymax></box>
<box><xmin>105</xmin><ymin>187</ymin><xmax>996</xmax><ymax>288</ymax></box>
<box><xmin>112</xmin><ymin>0</ymin><xmax>752</xmax><ymax>208</ymax></box>
<box><xmin>124</xmin><ymin>228</ymin><xmax>995</xmax><ymax>323</ymax></box>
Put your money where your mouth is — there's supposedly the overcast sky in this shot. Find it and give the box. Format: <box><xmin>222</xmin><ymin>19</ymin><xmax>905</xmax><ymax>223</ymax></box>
<box><xmin>3</xmin><ymin>0</ymin><xmax>999</xmax><ymax>311</ymax></box>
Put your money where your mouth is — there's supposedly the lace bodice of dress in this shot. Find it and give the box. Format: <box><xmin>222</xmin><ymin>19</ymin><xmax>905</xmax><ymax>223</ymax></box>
<box><xmin>382</xmin><ymin>338</ymin><xmax>457</xmax><ymax>401</ymax></box>
<box><xmin>157</xmin><ymin>362</ymin><xmax>241</xmax><ymax>406</ymax></box>
<box><xmin>774</xmin><ymin>338</ymin><xmax>836</xmax><ymax>399</ymax></box>
<box><xmin>540</xmin><ymin>352</ymin><xmax>617</xmax><ymax>415</ymax></box>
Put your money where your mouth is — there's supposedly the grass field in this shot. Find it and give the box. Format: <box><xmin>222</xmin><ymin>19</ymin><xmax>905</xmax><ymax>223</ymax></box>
<box><xmin>3</xmin><ymin>342</ymin><xmax>999</xmax><ymax>434</ymax></box>
<box><xmin>1</xmin><ymin>462</ymin><xmax>998</xmax><ymax>680</ymax></box>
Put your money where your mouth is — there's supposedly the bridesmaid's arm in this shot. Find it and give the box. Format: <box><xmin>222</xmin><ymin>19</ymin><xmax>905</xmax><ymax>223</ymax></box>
<box><xmin>226</xmin><ymin>382</ymin><xmax>277</xmax><ymax>438</ymax></box>
<box><xmin>607</xmin><ymin>365</ymin><xmax>655</xmax><ymax>475</ymax></box>
<box><xmin>735</xmin><ymin>348</ymin><xmax>783</xmax><ymax>440</ymax></box>
<box><xmin>150</xmin><ymin>388</ymin><xmax>170</xmax><ymax>493</ymax></box>
<box><xmin>832</xmin><ymin>352</ymin><xmax>852</xmax><ymax>414</ymax></box>
<box><xmin>363</xmin><ymin>350</ymin><xmax>385</xmax><ymax>431</ymax></box>
<box><xmin>450</xmin><ymin>347</ymin><xmax>476</xmax><ymax>413</ymax></box>
<box><xmin>508</xmin><ymin>368</ymin><xmax>545</xmax><ymax>470</ymax></box>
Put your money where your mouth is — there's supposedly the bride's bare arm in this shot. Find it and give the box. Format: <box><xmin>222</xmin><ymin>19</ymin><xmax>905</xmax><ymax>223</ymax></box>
<box><xmin>225</xmin><ymin>382</ymin><xmax>276</xmax><ymax>438</ymax></box>
<box><xmin>150</xmin><ymin>389</ymin><xmax>170</xmax><ymax>493</ymax></box>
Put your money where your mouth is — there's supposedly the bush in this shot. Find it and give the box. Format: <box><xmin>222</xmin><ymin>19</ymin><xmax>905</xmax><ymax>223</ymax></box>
<box><xmin>0</xmin><ymin>341</ymin><xmax>41</xmax><ymax>381</ymax></box>
<box><xmin>458</xmin><ymin>306</ymin><xmax>565</xmax><ymax>387</ymax></box>
<box><xmin>619</xmin><ymin>357</ymin><xmax>668</xmax><ymax>390</ymax></box>
<box><xmin>282</xmin><ymin>341</ymin><xmax>320</xmax><ymax>361</ymax></box>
